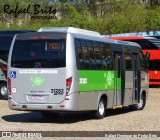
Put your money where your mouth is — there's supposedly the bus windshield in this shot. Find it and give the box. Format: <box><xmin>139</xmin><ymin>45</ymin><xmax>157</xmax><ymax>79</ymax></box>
<box><xmin>124</xmin><ymin>39</ymin><xmax>159</xmax><ymax>50</ymax></box>
<box><xmin>11</xmin><ymin>39</ymin><xmax>66</xmax><ymax>68</ymax></box>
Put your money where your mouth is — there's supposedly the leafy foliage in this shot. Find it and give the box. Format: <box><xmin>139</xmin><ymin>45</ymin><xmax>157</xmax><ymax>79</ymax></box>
<box><xmin>0</xmin><ymin>0</ymin><xmax>160</xmax><ymax>34</ymax></box>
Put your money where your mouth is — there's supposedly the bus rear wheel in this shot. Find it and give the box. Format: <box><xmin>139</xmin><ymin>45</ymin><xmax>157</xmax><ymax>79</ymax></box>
<box><xmin>94</xmin><ymin>98</ymin><xmax>106</xmax><ymax>119</ymax></box>
<box><xmin>0</xmin><ymin>82</ymin><xmax>8</xmax><ymax>100</ymax></box>
<box><xmin>129</xmin><ymin>94</ymin><xmax>146</xmax><ymax>111</ymax></box>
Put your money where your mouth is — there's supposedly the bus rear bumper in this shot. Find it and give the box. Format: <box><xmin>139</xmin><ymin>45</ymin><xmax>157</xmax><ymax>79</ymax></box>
<box><xmin>8</xmin><ymin>96</ymin><xmax>78</xmax><ymax>112</ymax></box>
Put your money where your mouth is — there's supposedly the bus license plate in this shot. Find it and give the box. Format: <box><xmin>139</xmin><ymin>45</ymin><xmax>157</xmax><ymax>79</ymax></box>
<box><xmin>31</xmin><ymin>95</ymin><xmax>44</xmax><ymax>100</ymax></box>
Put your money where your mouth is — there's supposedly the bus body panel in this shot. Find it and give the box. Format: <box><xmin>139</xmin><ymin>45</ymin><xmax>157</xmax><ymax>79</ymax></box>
<box><xmin>77</xmin><ymin>91</ymin><xmax>100</xmax><ymax>110</ymax></box>
<box><xmin>149</xmin><ymin>71</ymin><xmax>160</xmax><ymax>85</ymax></box>
<box><xmin>143</xmin><ymin>50</ymin><xmax>160</xmax><ymax>60</ymax></box>
<box><xmin>65</xmin><ymin>33</ymin><xmax>79</xmax><ymax>96</ymax></box>
<box><xmin>9</xmin><ymin>68</ymin><xmax>66</xmax><ymax>104</ymax></box>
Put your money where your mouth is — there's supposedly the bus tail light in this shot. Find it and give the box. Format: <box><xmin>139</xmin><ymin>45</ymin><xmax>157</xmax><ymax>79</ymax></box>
<box><xmin>66</xmin><ymin>77</ymin><xmax>72</xmax><ymax>95</ymax></box>
<box><xmin>8</xmin><ymin>78</ymin><xmax>11</xmax><ymax>95</ymax></box>
<box><xmin>2</xmin><ymin>66</ymin><xmax>7</xmax><ymax>72</ymax></box>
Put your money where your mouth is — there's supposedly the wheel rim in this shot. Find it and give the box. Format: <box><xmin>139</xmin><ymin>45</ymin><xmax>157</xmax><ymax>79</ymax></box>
<box><xmin>99</xmin><ymin>101</ymin><xmax>104</xmax><ymax>116</ymax></box>
<box><xmin>138</xmin><ymin>97</ymin><xmax>143</xmax><ymax>108</ymax></box>
<box><xmin>1</xmin><ymin>85</ymin><xmax>7</xmax><ymax>96</ymax></box>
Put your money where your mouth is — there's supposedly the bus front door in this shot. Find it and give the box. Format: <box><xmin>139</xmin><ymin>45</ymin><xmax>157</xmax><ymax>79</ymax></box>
<box><xmin>113</xmin><ymin>52</ymin><xmax>124</xmax><ymax>106</ymax></box>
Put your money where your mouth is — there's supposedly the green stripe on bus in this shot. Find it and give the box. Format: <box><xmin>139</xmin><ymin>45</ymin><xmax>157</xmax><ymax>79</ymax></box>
<box><xmin>79</xmin><ymin>70</ymin><xmax>121</xmax><ymax>91</ymax></box>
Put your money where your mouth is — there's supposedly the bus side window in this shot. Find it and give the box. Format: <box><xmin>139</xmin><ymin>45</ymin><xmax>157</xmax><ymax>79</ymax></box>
<box><xmin>76</xmin><ymin>40</ymin><xmax>84</xmax><ymax>69</ymax></box>
<box><xmin>81</xmin><ymin>40</ymin><xmax>90</xmax><ymax>69</ymax></box>
<box><xmin>101</xmin><ymin>46</ymin><xmax>107</xmax><ymax>69</ymax></box>
<box><xmin>87</xmin><ymin>41</ymin><xmax>96</xmax><ymax>69</ymax></box>
<box><xmin>103</xmin><ymin>43</ymin><xmax>112</xmax><ymax>70</ymax></box>
<box><xmin>124</xmin><ymin>47</ymin><xmax>132</xmax><ymax>70</ymax></box>
<box><xmin>93</xmin><ymin>42</ymin><xmax>101</xmax><ymax>69</ymax></box>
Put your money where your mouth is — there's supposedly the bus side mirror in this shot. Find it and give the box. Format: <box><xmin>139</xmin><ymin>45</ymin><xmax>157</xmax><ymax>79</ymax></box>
<box><xmin>145</xmin><ymin>52</ymin><xmax>150</xmax><ymax>69</ymax></box>
<box><xmin>145</xmin><ymin>52</ymin><xmax>150</xmax><ymax>61</ymax></box>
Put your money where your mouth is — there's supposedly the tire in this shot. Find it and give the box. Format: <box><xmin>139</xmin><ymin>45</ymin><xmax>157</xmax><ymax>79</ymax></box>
<box><xmin>0</xmin><ymin>82</ymin><xmax>8</xmax><ymax>100</ymax></box>
<box><xmin>129</xmin><ymin>94</ymin><xmax>146</xmax><ymax>111</ymax></box>
<box><xmin>41</xmin><ymin>111</ymin><xmax>59</xmax><ymax>119</ymax></box>
<box><xmin>94</xmin><ymin>98</ymin><xmax>106</xmax><ymax>119</ymax></box>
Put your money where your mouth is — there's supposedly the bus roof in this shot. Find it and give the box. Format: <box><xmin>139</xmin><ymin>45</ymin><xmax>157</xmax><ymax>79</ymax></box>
<box><xmin>107</xmin><ymin>36</ymin><xmax>144</xmax><ymax>40</ymax></box>
<box><xmin>38</xmin><ymin>27</ymin><xmax>101</xmax><ymax>37</ymax></box>
<box><xmin>104</xmin><ymin>30</ymin><xmax>160</xmax><ymax>37</ymax></box>
<box><xmin>106</xmin><ymin>36</ymin><xmax>157</xmax><ymax>40</ymax></box>
<box><xmin>37</xmin><ymin>27</ymin><xmax>140</xmax><ymax>47</ymax></box>
<box><xmin>106</xmin><ymin>35</ymin><xmax>160</xmax><ymax>48</ymax></box>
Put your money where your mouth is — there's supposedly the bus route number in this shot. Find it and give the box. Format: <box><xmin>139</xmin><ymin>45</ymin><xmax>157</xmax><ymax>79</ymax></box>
<box><xmin>47</xmin><ymin>42</ymin><xmax>61</xmax><ymax>51</ymax></box>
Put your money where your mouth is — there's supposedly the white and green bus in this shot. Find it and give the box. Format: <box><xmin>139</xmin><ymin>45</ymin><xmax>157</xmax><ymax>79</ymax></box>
<box><xmin>8</xmin><ymin>27</ymin><xmax>149</xmax><ymax>119</ymax></box>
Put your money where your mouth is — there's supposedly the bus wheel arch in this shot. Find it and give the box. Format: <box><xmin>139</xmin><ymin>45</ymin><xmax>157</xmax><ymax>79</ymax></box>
<box><xmin>100</xmin><ymin>94</ymin><xmax>107</xmax><ymax>109</ymax></box>
<box><xmin>138</xmin><ymin>90</ymin><xmax>147</xmax><ymax>110</ymax></box>
<box><xmin>0</xmin><ymin>81</ymin><xmax>7</xmax><ymax>100</ymax></box>
<box><xmin>129</xmin><ymin>90</ymin><xmax>146</xmax><ymax>111</ymax></box>
<box><xmin>94</xmin><ymin>94</ymin><xmax>107</xmax><ymax>119</ymax></box>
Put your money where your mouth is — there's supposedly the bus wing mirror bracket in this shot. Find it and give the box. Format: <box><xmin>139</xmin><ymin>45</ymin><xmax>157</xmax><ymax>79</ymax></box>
<box><xmin>145</xmin><ymin>52</ymin><xmax>150</xmax><ymax>61</ymax></box>
<box><xmin>145</xmin><ymin>52</ymin><xmax>150</xmax><ymax>69</ymax></box>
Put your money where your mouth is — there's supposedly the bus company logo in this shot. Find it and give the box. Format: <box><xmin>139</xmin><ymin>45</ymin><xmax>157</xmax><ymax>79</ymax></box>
<box><xmin>79</xmin><ymin>78</ymin><xmax>87</xmax><ymax>84</ymax></box>
<box><xmin>3</xmin><ymin>4</ymin><xmax>57</xmax><ymax>20</ymax></box>
<box><xmin>104</xmin><ymin>71</ymin><xmax>114</xmax><ymax>88</ymax></box>
<box><xmin>30</xmin><ymin>76</ymin><xmax>45</xmax><ymax>87</ymax></box>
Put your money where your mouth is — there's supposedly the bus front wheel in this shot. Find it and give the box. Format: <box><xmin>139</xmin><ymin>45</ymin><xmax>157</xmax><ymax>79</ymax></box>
<box><xmin>94</xmin><ymin>98</ymin><xmax>106</xmax><ymax>119</ymax></box>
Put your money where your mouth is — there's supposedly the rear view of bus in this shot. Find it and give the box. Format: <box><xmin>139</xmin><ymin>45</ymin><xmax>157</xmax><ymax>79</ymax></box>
<box><xmin>8</xmin><ymin>30</ymin><xmax>75</xmax><ymax>112</ymax></box>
